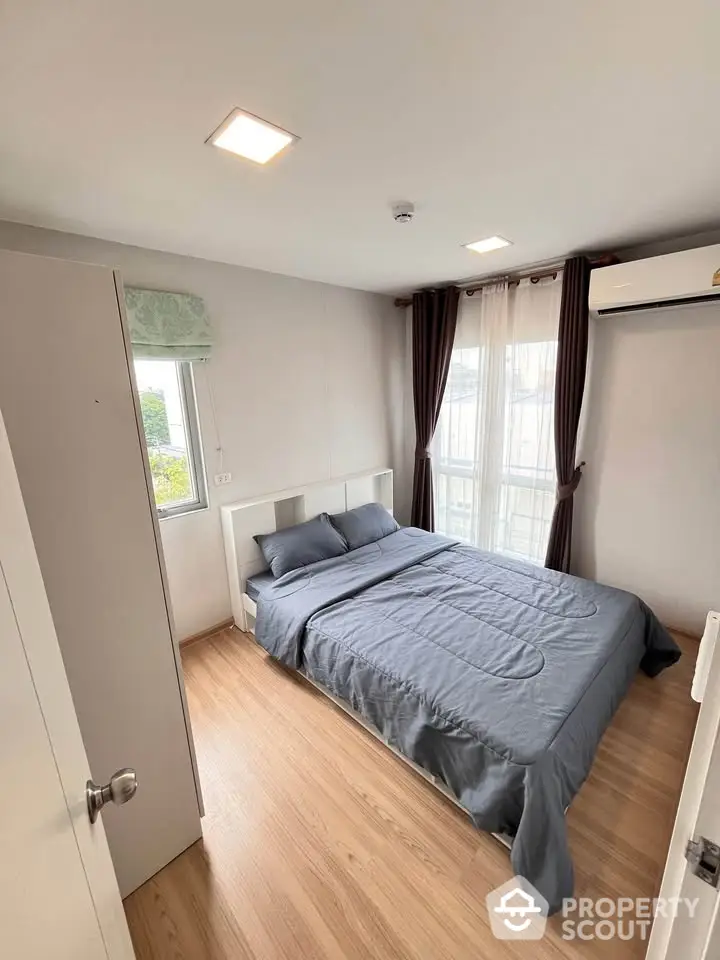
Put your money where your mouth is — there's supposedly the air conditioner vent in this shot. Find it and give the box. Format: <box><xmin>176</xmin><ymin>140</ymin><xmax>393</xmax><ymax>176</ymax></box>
<box><xmin>596</xmin><ymin>291</ymin><xmax>720</xmax><ymax>317</ymax></box>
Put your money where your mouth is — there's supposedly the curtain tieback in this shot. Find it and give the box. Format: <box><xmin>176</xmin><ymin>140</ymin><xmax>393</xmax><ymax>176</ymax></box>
<box><xmin>415</xmin><ymin>446</ymin><xmax>431</xmax><ymax>461</ymax></box>
<box><xmin>557</xmin><ymin>462</ymin><xmax>586</xmax><ymax>501</ymax></box>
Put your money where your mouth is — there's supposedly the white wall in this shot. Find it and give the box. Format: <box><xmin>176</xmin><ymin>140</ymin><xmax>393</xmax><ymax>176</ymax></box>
<box><xmin>0</xmin><ymin>221</ymin><xmax>406</xmax><ymax>638</ymax></box>
<box><xmin>574</xmin><ymin>302</ymin><xmax>720</xmax><ymax>636</ymax></box>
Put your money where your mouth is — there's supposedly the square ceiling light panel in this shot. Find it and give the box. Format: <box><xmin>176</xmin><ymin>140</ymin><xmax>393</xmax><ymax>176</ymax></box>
<box><xmin>207</xmin><ymin>109</ymin><xmax>298</xmax><ymax>164</ymax></box>
<box><xmin>464</xmin><ymin>236</ymin><xmax>513</xmax><ymax>254</ymax></box>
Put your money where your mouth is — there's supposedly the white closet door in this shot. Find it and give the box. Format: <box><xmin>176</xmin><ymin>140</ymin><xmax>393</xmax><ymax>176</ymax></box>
<box><xmin>0</xmin><ymin>249</ymin><xmax>202</xmax><ymax>895</ymax></box>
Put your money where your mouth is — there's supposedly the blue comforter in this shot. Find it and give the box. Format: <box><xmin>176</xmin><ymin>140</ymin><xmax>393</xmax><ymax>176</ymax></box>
<box><xmin>255</xmin><ymin>528</ymin><xmax>680</xmax><ymax>912</ymax></box>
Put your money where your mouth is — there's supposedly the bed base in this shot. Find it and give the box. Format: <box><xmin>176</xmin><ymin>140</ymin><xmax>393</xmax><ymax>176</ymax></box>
<box><xmin>238</xmin><ymin>601</ymin><xmax>513</xmax><ymax>853</ymax></box>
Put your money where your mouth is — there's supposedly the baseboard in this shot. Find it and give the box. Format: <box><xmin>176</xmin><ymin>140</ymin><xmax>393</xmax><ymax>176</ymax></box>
<box><xmin>179</xmin><ymin>618</ymin><xmax>235</xmax><ymax>649</ymax></box>
<box><xmin>666</xmin><ymin>625</ymin><xmax>701</xmax><ymax>643</ymax></box>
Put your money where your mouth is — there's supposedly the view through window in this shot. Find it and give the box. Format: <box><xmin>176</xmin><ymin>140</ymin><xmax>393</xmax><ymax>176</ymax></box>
<box><xmin>434</xmin><ymin>342</ymin><xmax>557</xmax><ymax>563</ymax></box>
<box><xmin>433</xmin><ymin>278</ymin><xmax>561</xmax><ymax>564</ymax></box>
<box><xmin>134</xmin><ymin>359</ymin><xmax>207</xmax><ymax>517</ymax></box>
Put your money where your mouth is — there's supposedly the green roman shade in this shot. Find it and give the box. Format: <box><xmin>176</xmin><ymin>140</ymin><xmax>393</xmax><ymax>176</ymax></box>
<box><xmin>125</xmin><ymin>287</ymin><xmax>213</xmax><ymax>360</ymax></box>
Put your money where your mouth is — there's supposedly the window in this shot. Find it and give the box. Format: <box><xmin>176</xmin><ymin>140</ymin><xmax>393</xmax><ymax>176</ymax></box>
<box><xmin>134</xmin><ymin>359</ymin><xmax>207</xmax><ymax>518</ymax></box>
<box><xmin>434</xmin><ymin>277</ymin><xmax>561</xmax><ymax>564</ymax></box>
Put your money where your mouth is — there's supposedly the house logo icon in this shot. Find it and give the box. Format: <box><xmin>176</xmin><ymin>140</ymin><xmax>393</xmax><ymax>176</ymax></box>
<box><xmin>486</xmin><ymin>876</ymin><xmax>549</xmax><ymax>940</ymax></box>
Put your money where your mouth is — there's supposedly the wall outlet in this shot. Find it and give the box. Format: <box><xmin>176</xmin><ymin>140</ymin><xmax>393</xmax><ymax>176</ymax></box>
<box><xmin>214</xmin><ymin>472</ymin><xmax>232</xmax><ymax>486</ymax></box>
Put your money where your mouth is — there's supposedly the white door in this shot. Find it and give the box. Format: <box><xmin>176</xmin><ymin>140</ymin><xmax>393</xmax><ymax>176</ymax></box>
<box><xmin>0</xmin><ymin>249</ymin><xmax>202</xmax><ymax>895</ymax></box>
<box><xmin>647</xmin><ymin>624</ymin><xmax>720</xmax><ymax>960</ymax></box>
<box><xmin>0</xmin><ymin>410</ymin><xmax>134</xmax><ymax>958</ymax></box>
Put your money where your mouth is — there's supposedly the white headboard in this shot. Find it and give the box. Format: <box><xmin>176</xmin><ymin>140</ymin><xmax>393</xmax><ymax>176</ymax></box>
<box><xmin>221</xmin><ymin>467</ymin><xmax>393</xmax><ymax>629</ymax></box>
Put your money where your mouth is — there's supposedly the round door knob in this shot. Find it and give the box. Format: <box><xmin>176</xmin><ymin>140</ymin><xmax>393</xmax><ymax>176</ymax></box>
<box><xmin>108</xmin><ymin>768</ymin><xmax>138</xmax><ymax>805</ymax></box>
<box><xmin>86</xmin><ymin>767</ymin><xmax>138</xmax><ymax>824</ymax></box>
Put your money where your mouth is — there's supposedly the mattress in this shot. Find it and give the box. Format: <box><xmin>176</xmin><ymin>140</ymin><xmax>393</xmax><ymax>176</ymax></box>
<box><xmin>253</xmin><ymin>527</ymin><xmax>680</xmax><ymax>912</ymax></box>
<box><xmin>246</xmin><ymin>569</ymin><xmax>275</xmax><ymax>603</ymax></box>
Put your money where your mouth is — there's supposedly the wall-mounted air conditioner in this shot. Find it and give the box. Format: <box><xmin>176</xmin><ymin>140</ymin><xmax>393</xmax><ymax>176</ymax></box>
<box><xmin>589</xmin><ymin>244</ymin><xmax>720</xmax><ymax>316</ymax></box>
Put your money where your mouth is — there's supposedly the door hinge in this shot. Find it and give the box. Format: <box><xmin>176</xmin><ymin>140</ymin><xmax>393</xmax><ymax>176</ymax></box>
<box><xmin>685</xmin><ymin>836</ymin><xmax>720</xmax><ymax>888</ymax></box>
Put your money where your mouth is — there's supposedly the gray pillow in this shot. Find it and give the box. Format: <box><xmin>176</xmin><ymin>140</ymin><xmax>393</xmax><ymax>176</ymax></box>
<box><xmin>329</xmin><ymin>502</ymin><xmax>399</xmax><ymax>551</ymax></box>
<box><xmin>254</xmin><ymin>513</ymin><xmax>347</xmax><ymax>579</ymax></box>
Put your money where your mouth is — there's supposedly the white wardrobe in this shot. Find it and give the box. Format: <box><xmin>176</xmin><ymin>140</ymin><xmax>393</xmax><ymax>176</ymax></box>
<box><xmin>0</xmin><ymin>249</ymin><xmax>202</xmax><ymax>896</ymax></box>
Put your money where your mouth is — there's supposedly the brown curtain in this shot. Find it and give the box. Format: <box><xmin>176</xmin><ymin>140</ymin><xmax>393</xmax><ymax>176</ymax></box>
<box><xmin>545</xmin><ymin>257</ymin><xmax>591</xmax><ymax>572</ymax></box>
<box><xmin>410</xmin><ymin>286</ymin><xmax>460</xmax><ymax>530</ymax></box>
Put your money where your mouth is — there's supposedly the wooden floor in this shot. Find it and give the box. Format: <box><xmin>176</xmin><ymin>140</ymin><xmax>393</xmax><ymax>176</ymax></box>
<box><xmin>125</xmin><ymin>627</ymin><xmax>698</xmax><ymax>959</ymax></box>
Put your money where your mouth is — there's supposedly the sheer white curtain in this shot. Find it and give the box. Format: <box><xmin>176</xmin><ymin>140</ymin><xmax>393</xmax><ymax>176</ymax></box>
<box><xmin>433</xmin><ymin>274</ymin><xmax>562</xmax><ymax>564</ymax></box>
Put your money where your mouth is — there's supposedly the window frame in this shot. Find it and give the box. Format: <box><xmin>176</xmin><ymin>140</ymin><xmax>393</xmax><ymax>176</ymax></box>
<box><xmin>136</xmin><ymin>359</ymin><xmax>209</xmax><ymax>521</ymax></box>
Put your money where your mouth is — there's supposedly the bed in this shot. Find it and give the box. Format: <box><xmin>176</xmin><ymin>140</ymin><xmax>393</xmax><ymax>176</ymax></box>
<box><xmin>221</xmin><ymin>470</ymin><xmax>680</xmax><ymax>913</ymax></box>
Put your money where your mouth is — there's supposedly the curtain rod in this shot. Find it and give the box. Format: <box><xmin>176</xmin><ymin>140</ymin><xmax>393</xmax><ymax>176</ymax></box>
<box><xmin>393</xmin><ymin>255</ymin><xmax>615</xmax><ymax>308</ymax></box>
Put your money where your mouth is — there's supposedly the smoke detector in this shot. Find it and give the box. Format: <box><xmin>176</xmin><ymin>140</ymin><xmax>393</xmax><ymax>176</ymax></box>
<box><xmin>392</xmin><ymin>201</ymin><xmax>415</xmax><ymax>223</ymax></box>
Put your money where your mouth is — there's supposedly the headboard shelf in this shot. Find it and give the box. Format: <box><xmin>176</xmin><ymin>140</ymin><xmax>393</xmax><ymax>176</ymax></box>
<box><xmin>221</xmin><ymin>467</ymin><xmax>393</xmax><ymax>630</ymax></box>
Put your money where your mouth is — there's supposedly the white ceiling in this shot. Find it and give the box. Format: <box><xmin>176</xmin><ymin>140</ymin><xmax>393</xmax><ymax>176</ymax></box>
<box><xmin>0</xmin><ymin>0</ymin><xmax>718</xmax><ymax>294</ymax></box>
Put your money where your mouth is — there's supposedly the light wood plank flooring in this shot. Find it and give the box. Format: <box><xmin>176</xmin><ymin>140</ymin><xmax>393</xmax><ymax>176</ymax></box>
<box><xmin>125</xmin><ymin>627</ymin><xmax>698</xmax><ymax>959</ymax></box>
